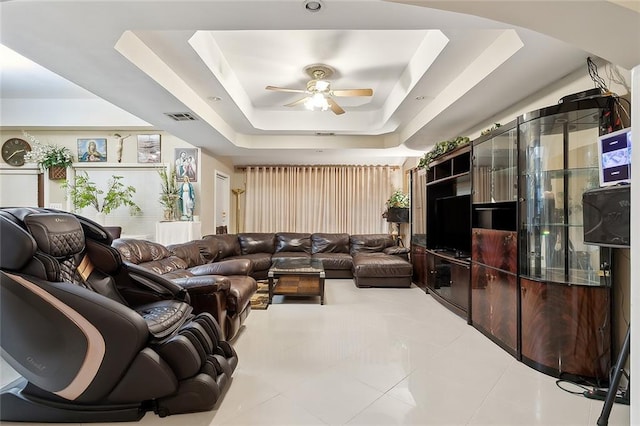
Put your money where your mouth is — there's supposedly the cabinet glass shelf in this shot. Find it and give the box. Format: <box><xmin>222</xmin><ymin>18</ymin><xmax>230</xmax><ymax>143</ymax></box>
<box><xmin>519</xmin><ymin>103</ymin><xmax>610</xmax><ymax>287</ymax></box>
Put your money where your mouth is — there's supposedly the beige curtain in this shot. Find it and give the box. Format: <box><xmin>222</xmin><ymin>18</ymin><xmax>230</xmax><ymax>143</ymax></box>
<box><xmin>244</xmin><ymin>165</ymin><xmax>398</xmax><ymax>233</ymax></box>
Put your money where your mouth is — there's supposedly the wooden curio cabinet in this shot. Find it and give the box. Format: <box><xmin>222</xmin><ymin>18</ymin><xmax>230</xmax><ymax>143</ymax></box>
<box><xmin>518</xmin><ymin>97</ymin><xmax>616</xmax><ymax>381</ymax></box>
<box><xmin>470</xmin><ymin>121</ymin><xmax>519</xmax><ymax>355</ymax></box>
<box><xmin>411</xmin><ymin>93</ymin><xmax>620</xmax><ymax>384</ymax></box>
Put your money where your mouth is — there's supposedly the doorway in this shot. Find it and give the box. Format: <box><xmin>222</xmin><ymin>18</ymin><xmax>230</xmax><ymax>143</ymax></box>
<box><xmin>214</xmin><ymin>171</ymin><xmax>230</xmax><ymax>233</ymax></box>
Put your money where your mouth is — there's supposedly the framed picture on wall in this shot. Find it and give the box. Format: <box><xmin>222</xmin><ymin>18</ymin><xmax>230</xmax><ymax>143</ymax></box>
<box><xmin>77</xmin><ymin>138</ymin><xmax>107</xmax><ymax>162</ymax></box>
<box><xmin>174</xmin><ymin>148</ymin><xmax>198</xmax><ymax>182</ymax></box>
<box><xmin>137</xmin><ymin>134</ymin><xmax>161</xmax><ymax>163</ymax></box>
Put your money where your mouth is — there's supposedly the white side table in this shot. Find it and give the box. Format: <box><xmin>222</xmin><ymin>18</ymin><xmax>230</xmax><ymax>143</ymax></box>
<box><xmin>155</xmin><ymin>221</ymin><xmax>202</xmax><ymax>246</ymax></box>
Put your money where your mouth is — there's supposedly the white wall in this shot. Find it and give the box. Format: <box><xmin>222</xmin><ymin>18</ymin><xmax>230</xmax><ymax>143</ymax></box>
<box><xmin>403</xmin><ymin>60</ymin><xmax>632</xmax><ymax>169</ymax></box>
<box><xmin>0</xmin><ymin>129</ymin><xmax>234</xmax><ymax>238</ymax></box>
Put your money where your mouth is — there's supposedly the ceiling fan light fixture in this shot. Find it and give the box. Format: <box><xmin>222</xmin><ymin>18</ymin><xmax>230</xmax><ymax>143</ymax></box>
<box><xmin>305</xmin><ymin>92</ymin><xmax>329</xmax><ymax>111</ymax></box>
<box><xmin>315</xmin><ymin>79</ymin><xmax>330</xmax><ymax>92</ymax></box>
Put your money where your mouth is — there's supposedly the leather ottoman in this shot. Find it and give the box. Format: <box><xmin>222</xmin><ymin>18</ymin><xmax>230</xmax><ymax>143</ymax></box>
<box><xmin>352</xmin><ymin>253</ymin><xmax>413</xmax><ymax>288</ymax></box>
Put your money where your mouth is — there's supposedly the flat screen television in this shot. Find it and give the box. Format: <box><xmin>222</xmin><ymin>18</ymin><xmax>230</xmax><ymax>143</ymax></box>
<box><xmin>598</xmin><ymin>127</ymin><xmax>632</xmax><ymax>187</ymax></box>
<box><xmin>434</xmin><ymin>194</ymin><xmax>471</xmax><ymax>254</ymax></box>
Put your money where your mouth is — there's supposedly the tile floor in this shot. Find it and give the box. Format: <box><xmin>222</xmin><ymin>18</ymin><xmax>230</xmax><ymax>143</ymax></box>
<box><xmin>0</xmin><ymin>280</ymin><xmax>631</xmax><ymax>425</ymax></box>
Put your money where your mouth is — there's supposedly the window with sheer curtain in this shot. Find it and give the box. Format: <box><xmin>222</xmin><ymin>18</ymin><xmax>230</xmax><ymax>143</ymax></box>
<box><xmin>244</xmin><ymin>165</ymin><xmax>400</xmax><ymax>233</ymax></box>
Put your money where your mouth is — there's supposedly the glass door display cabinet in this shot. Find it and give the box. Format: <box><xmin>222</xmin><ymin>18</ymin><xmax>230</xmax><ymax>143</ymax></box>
<box><xmin>518</xmin><ymin>97</ymin><xmax>616</xmax><ymax>382</ymax></box>
<box><xmin>470</xmin><ymin>121</ymin><xmax>519</xmax><ymax>356</ymax></box>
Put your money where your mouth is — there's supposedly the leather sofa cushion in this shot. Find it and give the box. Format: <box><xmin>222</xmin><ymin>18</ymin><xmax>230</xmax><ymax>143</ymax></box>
<box><xmin>139</xmin><ymin>257</ymin><xmax>190</xmax><ymax>276</ymax></box>
<box><xmin>275</xmin><ymin>233</ymin><xmax>311</xmax><ymax>253</ymax></box>
<box><xmin>114</xmin><ymin>239</ymin><xmax>173</xmax><ymax>264</ymax></box>
<box><xmin>312</xmin><ymin>252</ymin><xmax>352</xmax><ymax>270</ymax></box>
<box><xmin>114</xmin><ymin>239</ymin><xmax>190</xmax><ymax>275</ymax></box>
<box><xmin>203</xmin><ymin>234</ymin><xmax>241</xmax><ymax>259</ymax></box>
<box><xmin>167</xmin><ymin>241</ymin><xmax>203</xmax><ymax>268</ymax></box>
<box><xmin>197</xmin><ymin>238</ymin><xmax>221</xmax><ymax>262</ymax></box>
<box><xmin>162</xmin><ymin>269</ymin><xmax>199</xmax><ymax>279</ymax></box>
<box><xmin>228</xmin><ymin>253</ymin><xmax>272</xmax><ymax>272</ymax></box>
<box><xmin>311</xmin><ymin>233</ymin><xmax>350</xmax><ymax>254</ymax></box>
<box><xmin>272</xmin><ymin>252</ymin><xmax>310</xmax><ymax>260</ymax></box>
<box><xmin>238</xmin><ymin>233</ymin><xmax>275</xmax><ymax>255</ymax></box>
<box><xmin>349</xmin><ymin>234</ymin><xmax>394</xmax><ymax>256</ymax></box>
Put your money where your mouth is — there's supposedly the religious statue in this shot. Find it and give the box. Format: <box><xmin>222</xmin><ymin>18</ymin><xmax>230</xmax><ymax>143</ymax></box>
<box><xmin>179</xmin><ymin>175</ymin><xmax>195</xmax><ymax>220</ymax></box>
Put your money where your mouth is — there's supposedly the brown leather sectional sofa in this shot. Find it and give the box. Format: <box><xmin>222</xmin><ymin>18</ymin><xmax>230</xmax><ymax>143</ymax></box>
<box><xmin>113</xmin><ymin>238</ymin><xmax>257</xmax><ymax>340</ymax></box>
<box><xmin>112</xmin><ymin>233</ymin><xmax>412</xmax><ymax>339</ymax></box>
<box><xmin>202</xmin><ymin>232</ymin><xmax>413</xmax><ymax>288</ymax></box>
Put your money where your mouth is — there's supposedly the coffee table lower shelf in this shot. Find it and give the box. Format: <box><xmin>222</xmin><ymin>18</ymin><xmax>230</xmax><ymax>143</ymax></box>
<box><xmin>269</xmin><ymin>275</ymin><xmax>325</xmax><ymax>305</ymax></box>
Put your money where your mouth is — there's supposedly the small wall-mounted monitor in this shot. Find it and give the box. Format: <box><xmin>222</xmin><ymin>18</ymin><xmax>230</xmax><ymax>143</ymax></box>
<box><xmin>598</xmin><ymin>127</ymin><xmax>632</xmax><ymax>187</ymax></box>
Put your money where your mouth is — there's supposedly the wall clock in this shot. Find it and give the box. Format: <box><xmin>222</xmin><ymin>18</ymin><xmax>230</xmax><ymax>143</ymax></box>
<box><xmin>2</xmin><ymin>138</ymin><xmax>32</xmax><ymax>167</ymax></box>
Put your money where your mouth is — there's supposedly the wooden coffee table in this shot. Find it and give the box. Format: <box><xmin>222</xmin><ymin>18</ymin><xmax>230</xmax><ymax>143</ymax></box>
<box><xmin>268</xmin><ymin>258</ymin><xmax>325</xmax><ymax>305</ymax></box>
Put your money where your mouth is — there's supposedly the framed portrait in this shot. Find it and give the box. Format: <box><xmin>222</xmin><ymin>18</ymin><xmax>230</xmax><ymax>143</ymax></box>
<box><xmin>137</xmin><ymin>134</ymin><xmax>161</xmax><ymax>163</ymax></box>
<box><xmin>77</xmin><ymin>138</ymin><xmax>107</xmax><ymax>162</ymax></box>
<box><xmin>174</xmin><ymin>148</ymin><xmax>198</xmax><ymax>182</ymax></box>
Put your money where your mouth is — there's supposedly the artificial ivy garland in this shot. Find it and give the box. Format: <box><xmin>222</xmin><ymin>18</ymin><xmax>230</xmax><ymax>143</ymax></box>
<box><xmin>417</xmin><ymin>136</ymin><xmax>470</xmax><ymax>170</ymax></box>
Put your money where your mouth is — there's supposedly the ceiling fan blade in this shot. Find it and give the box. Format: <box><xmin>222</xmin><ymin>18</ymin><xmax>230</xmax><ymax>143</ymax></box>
<box><xmin>266</xmin><ymin>85</ymin><xmax>307</xmax><ymax>94</ymax></box>
<box><xmin>284</xmin><ymin>97</ymin><xmax>309</xmax><ymax>107</ymax></box>
<box><xmin>327</xmin><ymin>98</ymin><xmax>345</xmax><ymax>115</ymax></box>
<box><xmin>331</xmin><ymin>88</ymin><xmax>373</xmax><ymax>97</ymax></box>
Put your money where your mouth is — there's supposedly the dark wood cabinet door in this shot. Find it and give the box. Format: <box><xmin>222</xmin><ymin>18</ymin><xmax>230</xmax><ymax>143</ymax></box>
<box><xmin>449</xmin><ymin>262</ymin><xmax>470</xmax><ymax>311</ymax></box>
<box><xmin>411</xmin><ymin>244</ymin><xmax>427</xmax><ymax>289</ymax></box>
<box><xmin>471</xmin><ymin>263</ymin><xmax>517</xmax><ymax>354</ymax></box>
<box><xmin>472</xmin><ymin>228</ymin><xmax>517</xmax><ymax>273</ymax></box>
<box><xmin>520</xmin><ymin>278</ymin><xmax>611</xmax><ymax>380</ymax></box>
<box><xmin>426</xmin><ymin>251</ymin><xmax>436</xmax><ymax>290</ymax></box>
<box><xmin>426</xmin><ymin>251</ymin><xmax>469</xmax><ymax>318</ymax></box>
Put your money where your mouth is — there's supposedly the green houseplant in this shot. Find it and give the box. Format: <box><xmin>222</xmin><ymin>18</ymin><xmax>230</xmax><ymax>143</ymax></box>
<box><xmin>63</xmin><ymin>171</ymin><xmax>142</xmax><ymax>216</ymax></box>
<box><xmin>158</xmin><ymin>168</ymin><xmax>180</xmax><ymax>220</ymax></box>
<box><xmin>386</xmin><ymin>189</ymin><xmax>410</xmax><ymax>208</ymax></box>
<box><xmin>384</xmin><ymin>189</ymin><xmax>410</xmax><ymax>223</ymax></box>
<box><xmin>23</xmin><ymin>142</ymin><xmax>74</xmax><ymax>179</ymax></box>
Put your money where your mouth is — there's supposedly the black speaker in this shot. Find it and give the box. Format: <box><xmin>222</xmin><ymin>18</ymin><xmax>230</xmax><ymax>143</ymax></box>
<box><xmin>582</xmin><ymin>185</ymin><xmax>630</xmax><ymax>248</ymax></box>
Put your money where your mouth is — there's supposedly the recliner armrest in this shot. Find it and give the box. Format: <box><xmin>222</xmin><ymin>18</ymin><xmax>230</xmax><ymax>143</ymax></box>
<box><xmin>171</xmin><ymin>275</ymin><xmax>231</xmax><ymax>294</ymax></box>
<box><xmin>124</xmin><ymin>263</ymin><xmax>190</xmax><ymax>303</ymax></box>
<box><xmin>383</xmin><ymin>246</ymin><xmax>410</xmax><ymax>256</ymax></box>
<box><xmin>188</xmin><ymin>259</ymin><xmax>253</xmax><ymax>277</ymax></box>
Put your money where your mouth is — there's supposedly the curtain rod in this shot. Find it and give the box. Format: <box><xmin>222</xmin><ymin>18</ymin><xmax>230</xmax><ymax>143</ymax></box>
<box><xmin>235</xmin><ymin>164</ymin><xmax>401</xmax><ymax>171</ymax></box>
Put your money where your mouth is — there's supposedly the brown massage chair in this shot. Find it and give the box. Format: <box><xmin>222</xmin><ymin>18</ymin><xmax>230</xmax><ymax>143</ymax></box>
<box><xmin>0</xmin><ymin>207</ymin><xmax>237</xmax><ymax>422</ymax></box>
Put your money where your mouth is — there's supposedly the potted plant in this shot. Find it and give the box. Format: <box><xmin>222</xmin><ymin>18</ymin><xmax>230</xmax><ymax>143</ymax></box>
<box><xmin>63</xmin><ymin>172</ymin><xmax>142</xmax><ymax>223</ymax></box>
<box><xmin>158</xmin><ymin>168</ymin><xmax>180</xmax><ymax>221</ymax></box>
<box><xmin>23</xmin><ymin>142</ymin><xmax>74</xmax><ymax>179</ymax></box>
<box><xmin>385</xmin><ymin>189</ymin><xmax>410</xmax><ymax>223</ymax></box>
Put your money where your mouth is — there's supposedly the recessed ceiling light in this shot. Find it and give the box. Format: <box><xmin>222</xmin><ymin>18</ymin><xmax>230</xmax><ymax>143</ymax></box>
<box><xmin>304</xmin><ymin>0</ymin><xmax>323</xmax><ymax>13</ymax></box>
<box><xmin>208</xmin><ymin>96</ymin><xmax>222</xmax><ymax>102</ymax></box>
<box><xmin>415</xmin><ymin>96</ymin><xmax>426</xmax><ymax>100</ymax></box>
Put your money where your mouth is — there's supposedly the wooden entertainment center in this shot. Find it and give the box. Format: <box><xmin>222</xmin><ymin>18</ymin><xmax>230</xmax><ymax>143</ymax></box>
<box><xmin>411</xmin><ymin>96</ymin><xmax>622</xmax><ymax>382</ymax></box>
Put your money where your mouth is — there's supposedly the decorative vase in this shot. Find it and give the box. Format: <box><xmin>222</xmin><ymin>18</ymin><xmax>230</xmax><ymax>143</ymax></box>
<box><xmin>163</xmin><ymin>209</ymin><xmax>174</xmax><ymax>221</ymax></box>
<box><xmin>48</xmin><ymin>166</ymin><xmax>66</xmax><ymax>180</ymax></box>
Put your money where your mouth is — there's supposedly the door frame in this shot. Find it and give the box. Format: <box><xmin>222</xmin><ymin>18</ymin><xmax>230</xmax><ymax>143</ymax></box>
<box><xmin>214</xmin><ymin>170</ymin><xmax>231</xmax><ymax>233</ymax></box>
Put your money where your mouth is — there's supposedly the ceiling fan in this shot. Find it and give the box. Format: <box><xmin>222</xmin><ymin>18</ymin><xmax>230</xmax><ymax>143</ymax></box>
<box><xmin>265</xmin><ymin>64</ymin><xmax>373</xmax><ymax>115</ymax></box>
